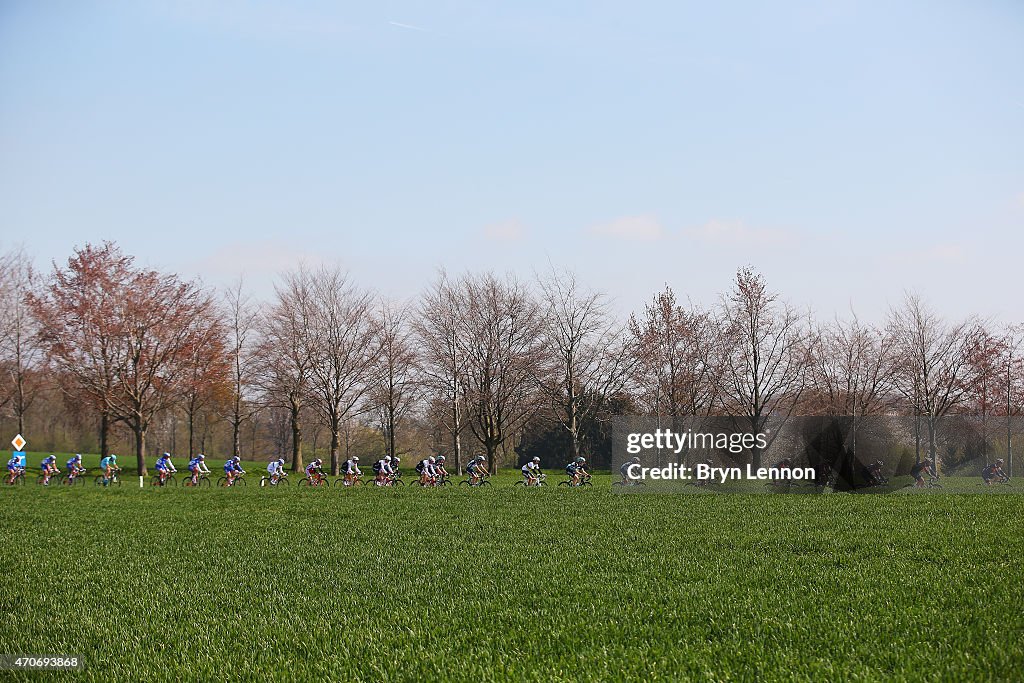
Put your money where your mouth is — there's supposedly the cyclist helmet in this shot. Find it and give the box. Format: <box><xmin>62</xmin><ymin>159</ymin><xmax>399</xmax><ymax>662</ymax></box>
<box><xmin>385</xmin><ymin>455</ymin><xmax>392</xmax><ymax>461</ymax></box>
<box><xmin>75</xmin><ymin>454</ymin><xmax>82</xmax><ymax>461</ymax></box>
<box><xmin>163</xmin><ymin>452</ymin><xmax>170</xmax><ymax>458</ymax></box>
<box><xmin>996</xmin><ymin>458</ymin><xmax>1005</xmax><ymax>465</ymax></box>
<box><xmin>393</xmin><ymin>456</ymin><xmax>400</xmax><ymax>463</ymax></box>
<box><xmin>316</xmin><ymin>458</ymin><xmax>323</xmax><ymax>465</ymax></box>
<box><xmin>198</xmin><ymin>454</ymin><xmax>205</xmax><ymax>460</ymax></box>
<box><xmin>109</xmin><ymin>454</ymin><xmax>117</xmax><ymax>461</ymax></box>
<box><xmin>278</xmin><ymin>458</ymin><xmax>285</xmax><ymax>464</ymax></box>
<box><xmin>352</xmin><ymin>456</ymin><xmax>359</xmax><ymax>462</ymax></box>
<box><xmin>575</xmin><ymin>456</ymin><xmax>585</xmax><ymax>463</ymax></box>
<box><xmin>532</xmin><ymin>457</ymin><xmax>540</xmax><ymax>463</ymax></box>
<box><xmin>632</xmin><ymin>456</ymin><xmax>640</xmax><ymax>463</ymax></box>
<box><xmin>437</xmin><ymin>456</ymin><xmax>446</xmax><ymax>462</ymax></box>
<box><xmin>429</xmin><ymin>456</ymin><xmax>436</xmax><ymax>463</ymax></box>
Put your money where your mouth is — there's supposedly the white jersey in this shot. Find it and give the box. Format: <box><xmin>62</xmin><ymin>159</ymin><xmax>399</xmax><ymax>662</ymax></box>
<box><xmin>268</xmin><ymin>461</ymin><xmax>283</xmax><ymax>475</ymax></box>
<box><xmin>522</xmin><ymin>461</ymin><xmax>539</xmax><ymax>475</ymax></box>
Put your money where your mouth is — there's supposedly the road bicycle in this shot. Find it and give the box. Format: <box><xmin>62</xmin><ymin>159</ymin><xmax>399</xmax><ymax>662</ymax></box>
<box><xmin>259</xmin><ymin>472</ymin><xmax>290</xmax><ymax>487</ymax></box>
<box><xmin>559</xmin><ymin>474</ymin><xmax>592</xmax><ymax>488</ymax></box>
<box><xmin>334</xmin><ymin>474</ymin><xmax>365</xmax><ymax>488</ymax></box>
<box><xmin>94</xmin><ymin>468</ymin><xmax>122</xmax><ymax>487</ymax></box>
<box><xmin>411</xmin><ymin>474</ymin><xmax>451</xmax><ymax>487</ymax></box>
<box><xmin>4</xmin><ymin>469</ymin><xmax>26</xmax><ymax>486</ymax></box>
<box><xmin>36</xmin><ymin>471</ymin><xmax>62</xmax><ymax>486</ymax></box>
<box><xmin>62</xmin><ymin>469</ymin><xmax>88</xmax><ymax>486</ymax></box>
<box><xmin>298</xmin><ymin>474</ymin><xmax>330</xmax><ymax>488</ymax></box>
<box><xmin>182</xmin><ymin>472</ymin><xmax>212</xmax><ymax>488</ymax></box>
<box><xmin>514</xmin><ymin>473</ymin><xmax>547</xmax><ymax>487</ymax></box>
<box><xmin>459</xmin><ymin>474</ymin><xmax>491</xmax><ymax>487</ymax></box>
<box><xmin>216</xmin><ymin>472</ymin><xmax>247</xmax><ymax>488</ymax></box>
<box><xmin>150</xmin><ymin>472</ymin><xmax>178</xmax><ymax>487</ymax></box>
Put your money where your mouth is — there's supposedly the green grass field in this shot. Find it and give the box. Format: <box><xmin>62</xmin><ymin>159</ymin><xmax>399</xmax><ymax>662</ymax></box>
<box><xmin>1</xmin><ymin>467</ymin><xmax>1023</xmax><ymax>681</ymax></box>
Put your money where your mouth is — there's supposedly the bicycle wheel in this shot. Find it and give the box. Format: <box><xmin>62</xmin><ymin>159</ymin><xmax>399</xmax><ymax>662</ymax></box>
<box><xmin>272</xmin><ymin>477</ymin><xmax>290</xmax><ymax>487</ymax></box>
<box><xmin>216</xmin><ymin>476</ymin><xmax>229</xmax><ymax>487</ymax></box>
<box><xmin>233</xmin><ymin>477</ymin><xmax>247</xmax><ymax>487</ymax></box>
<box><xmin>198</xmin><ymin>476</ymin><xmax>211</xmax><ymax>488</ymax></box>
<box><xmin>391</xmin><ymin>478</ymin><xmax>405</xmax><ymax>487</ymax></box>
<box><xmin>334</xmin><ymin>478</ymin><xmax>363</xmax><ymax>488</ymax></box>
<box><xmin>513</xmin><ymin>481</ymin><xmax>525</xmax><ymax>487</ymax></box>
<box><xmin>94</xmin><ymin>475</ymin><xmax>106</xmax><ymax>486</ymax></box>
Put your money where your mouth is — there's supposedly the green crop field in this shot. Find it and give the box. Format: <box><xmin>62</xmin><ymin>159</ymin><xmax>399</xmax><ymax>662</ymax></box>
<box><xmin>1</xmin><ymin>474</ymin><xmax>1022</xmax><ymax>681</ymax></box>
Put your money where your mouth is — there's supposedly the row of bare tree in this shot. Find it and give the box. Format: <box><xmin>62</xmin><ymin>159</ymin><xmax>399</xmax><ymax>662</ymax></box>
<box><xmin>2</xmin><ymin>244</ymin><xmax>1021</xmax><ymax>475</ymax></box>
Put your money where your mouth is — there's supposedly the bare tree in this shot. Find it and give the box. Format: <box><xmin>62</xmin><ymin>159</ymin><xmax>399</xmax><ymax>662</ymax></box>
<box><xmin>0</xmin><ymin>248</ymin><xmax>44</xmax><ymax>435</ymax></box>
<box><xmin>715</xmin><ymin>267</ymin><xmax>812</xmax><ymax>468</ymax></box>
<box><xmin>223</xmin><ymin>279</ymin><xmax>262</xmax><ymax>459</ymax></box>
<box><xmin>258</xmin><ymin>268</ymin><xmax>315</xmax><ymax>471</ymax></box>
<box><xmin>417</xmin><ymin>272</ymin><xmax>469</xmax><ymax>471</ymax></box>
<box><xmin>373</xmin><ymin>301</ymin><xmax>421</xmax><ymax>463</ymax></box>
<box><xmin>629</xmin><ymin>285</ymin><xmax>720</xmax><ymax>418</ymax></box>
<box><xmin>811</xmin><ymin>313</ymin><xmax>900</xmax><ymax>417</ymax></box>
<box><xmin>536</xmin><ymin>268</ymin><xmax>634</xmax><ymax>461</ymax></box>
<box><xmin>888</xmin><ymin>293</ymin><xmax>978</xmax><ymax>473</ymax></box>
<box><xmin>455</xmin><ymin>272</ymin><xmax>545</xmax><ymax>473</ymax></box>
<box><xmin>305</xmin><ymin>267</ymin><xmax>380</xmax><ymax>476</ymax></box>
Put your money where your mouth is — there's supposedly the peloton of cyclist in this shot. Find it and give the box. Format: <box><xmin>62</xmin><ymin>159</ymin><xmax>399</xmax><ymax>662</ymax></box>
<box><xmin>40</xmin><ymin>455</ymin><xmax>59</xmax><ymax>485</ymax></box>
<box><xmin>521</xmin><ymin>456</ymin><xmax>542</xmax><ymax>486</ymax></box>
<box><xmin>982</xmin><ymin>458</ymin><xmax>1007</xmax><ymax>485</ymax></box>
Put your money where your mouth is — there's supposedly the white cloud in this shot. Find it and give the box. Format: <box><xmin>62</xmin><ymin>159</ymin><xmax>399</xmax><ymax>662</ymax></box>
<box><xmin>683</xmin><ymin>219</ymin><xmax>793</xmax><ymax>247</ymax></box>
<box><xmin>482</xmin><ymin>220</ymin><xmax>526</xmax><ymax>242</ymax></box>
<box><xmin>589</xmin><ymin>214</ymin><xmax>665</xmax><ymax>241</ymax></box>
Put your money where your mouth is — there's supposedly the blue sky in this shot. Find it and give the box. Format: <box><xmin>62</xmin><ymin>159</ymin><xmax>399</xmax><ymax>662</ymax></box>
<box><xmin>1</xmin><ymin>0</ymin><xmax>1022</xmax><ymax>323</ymax></box>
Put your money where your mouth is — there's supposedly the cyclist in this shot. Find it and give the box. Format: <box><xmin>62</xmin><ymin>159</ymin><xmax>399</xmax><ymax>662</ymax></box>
<box><xmin>65</xmin><ymin>454</ymin><xmax>85</xmax><ymax>483</ymax></box>
<box><xmin>99</xmin><ymin>453</ymin><xmax>120</xmax><ymax>485</ymax></box>
<box><xmin>154</xmin><ymin>452</ymin><xmax>176</xmax><ymax>484</ymax></box>
<box><xmin>619</xmin><ymin>456</ymin><xmax>641</xmax><ymax>485</ymax></box>
<box><xmin>566</xmin><ymin>456</ymin><xmax>587</xmax><ymax>486</ymax></box>
<box><xmin>466</xmin><ymin>455</ymin><xmax>487</xmax><ymax>484</ymax></box>
<box><xmin>865</xmin><ymin>459</ymin><xmax>887</xmax><ymax>486</ymax></box>
<box><xmin>266</xmin><ymin>457</ymin><xmax>286</xmax><ymax>485</ymax></box>
<box><xmin>187</xmin><ymin>454</ymin><xmax>211</xmax><ymax>485</ymax></box>
<box><xmin>911</xmin><ymin>458</ymin><xmax>933</xmax><ymax>488</ymax></box>
<box><xmin>416</xmin><ymin>456</ymin><xmax>435</xmax><ymax>485</ymax></box>
<box><xmin>40</xmin><ymin>454</ymin><xmax>59</xmax><ymax>485</ymax></box>
<box><xmin>391</xmin><ymin>456</ymin><xmax>401</xmax><ymax>480</ymax></box>
<box><xmin>434</xmin><ymin>455</ymin><xmax>449</xmax><ymax>482</ymax></box>
<box><xmin>341</xmin><ymin>456</ymin><xmax>361</xmax><ymax>486</ymax></box>
<box><xmin>6</xmin><ymin>453</ymin><xmax>24</xmax><ymax>484</ymax></box>
<box><xmin>982</xmin><ymin>458</ymin><xmax>1007</xmax><ymax>485</ymax></box>
<box><xmin>224</xmin><ymin>456</ymin><xmax>245</xmax><ymax>486</ymax></box>
<box><xmin>521</xmin><ymin>456</ymin><xmax>542</xmax><ymax>486</ymax></box>
<box><xmin>373</xmin><ymin>456</ymin><xmax>394</xmax><ymax>486</ymax></box>
<box><xmin>305</xmin><ymin>458</ymin><xmax>325</xmax><ymax>486</ymax></box>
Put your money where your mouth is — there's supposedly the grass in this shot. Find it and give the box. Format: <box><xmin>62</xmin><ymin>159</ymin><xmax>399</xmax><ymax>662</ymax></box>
<box><xmin>0</xmin><ymin>473</ymin><xmax>1022</xmax><ymax>681</ymax></box>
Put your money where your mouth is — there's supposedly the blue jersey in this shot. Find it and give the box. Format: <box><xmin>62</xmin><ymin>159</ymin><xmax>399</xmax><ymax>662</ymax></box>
<box><xmin>100</xmin><ymin>456</ymin><xmax>112</xmax><ymax>469</ymax></box>
<box><xmin>233</xmin><ymin>461</ymin><xmax>244</xmax><ymax>472</ymax></box>
<box><xmin>7</xmin><ymin>457</ymin><xmax>20</xmax><ymax>469</ymax></box>
<box><xmin>41</xmin><ymin>456</ymin><xmax>56</xmax><ymax>469</ymax></box>
<box><xmin>155</xmin><ymin>457</ymin><xmax>170</xmax><ymax>470</ymax></box>
<box><xmin>66</xmin><ymin>458</ymin><xmax>79</xmax><ymax>469</ymax></box>
<box><xmin>224</xmin><ymin>461</ymin><xmax>235</xmax><ymax>473</ymax></box>
<box><xmin>188</xmin><ymin>458</ymin><xmax>201</xmax><ymax>469</ymax></box>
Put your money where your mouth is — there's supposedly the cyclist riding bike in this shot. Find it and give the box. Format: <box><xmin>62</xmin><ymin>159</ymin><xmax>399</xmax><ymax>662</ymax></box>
<box><xmin>864</xmin><ymin>459</ymin><xmax>887</xmax><ymax>486</ymax></box>
<box><xmin>416</xmin><ymin>456</ymin><xmax>437</xmax><ymax>485</ymax></box>
<box><xmin>567</xmin><ymin>456</ymin><xmax>589</xmax><ymax>485</ymax></box>
<box><xmin>466</xmin><ymin>455</ymin><xmax>487</xmax><ymax>484</ymax></box>
<box><xmin>6</xmin><ymin>454</ymin><xmax>25</xmax><ymax>484</ymax></box>
<box><xmin>187</xmin><ymin>454</ymin><xmax>211</xmax><ymax>484</ymax></box>
<box><xmin>434</xmin><ymin>455</ymin><xmax>449</xmax><ymax>482</ymax></box>
<box><xmin>521</xmin><ymin>457</ymin><xmax>542</xmax><ymax>486</ymax></box>
<box><xmin>304</xmin><ymin>458</ymin><xmax>326</xmax><ymax>485</ymax></box>
<box><xmin>155</xmin><ymin>452</ymin><xmax>177</xmax><ymax>484</ymax></box>
<box><xmin>619</xmin><ymin>456</ymin><xmax>641</xmax><ymax>485</ymax></box>
<box><xmin>341</xmin><ymin>456</ymin><xmax>361</xmax><ymax>486</ymax></box>
<box><xmin>224</xmin><ymin>456</ymin><xmax>245</xmax><ymax>485</ymax></box>
<box><xmin>982</xmin><ymin>459</ymin><xmax>1007</xmax><ymax>485</ymax></box>
<box><xmin>266</xmin><ymin>457</ymin><xmax>286</xmax><ymax>485</ymax></box>
<box><xmin>40</xmin><ymin>455</ymin><xmax>59</xmax><ymax>485</ymax></box>
<box><xmin>65</xmin><ymin>454</ymin><xmax>85</xmax><ymax>483</ymax></box>
<box><xmin>372</xmin><ymin>456</ymin><xmax>390</xmax><ymax>485</ymax></box>
<box><xmin>99</xmin><ymin>453</ymin><xmax>120</xmax><ymax>485</ymax></box>
<box><xmin>911</xmin><ymin>458</ymin><xmax>933</xmax><ymax>488</ymax></box>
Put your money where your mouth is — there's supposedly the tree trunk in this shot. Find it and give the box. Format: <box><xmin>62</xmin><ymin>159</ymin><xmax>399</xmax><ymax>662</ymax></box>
<box><xmin>452</xmin><ymin>397</ymin><xmax>462</xmax><ymax>473</ymax></box>
<box><xmin>99</xmin><ymin>410</ymin><xmax>110</xmax><ymax>459</ymax></box>
<box><xmin>486</xmin><ymin>442</ymin><xmax>498</xmax><ymax>475</ymax></box>
<box><xmin>290</xmin><ymin>398</ymin><xmax>303</xmax><ymax>472</ymax></box>
<box><xmin>232</xmin><ymin>418</ymin><xmax>241</xmax><ymax>459</ymax></box>
<box><xmin>188</xmin><ymin>411</ymin><xmax>195</xmax><ymax>459</ymax></box>
<box><xmin>135</xmin><ymin>424</ymin><xmax>147</xmax><ymax>476</ymax></box>
<box><xmin>927</xmin><ymin>416</ymin><xmax>938</xmax><ymax>476</ymax></box>
<box><xmin>330</xmin><ymin>422</ymin><xmax>341</xmax><ymax>476</ymax></box>
<box><xmin>388</xmin><ymin>406</ymin><xmax>396</xmax><ymax>463</ymax></box>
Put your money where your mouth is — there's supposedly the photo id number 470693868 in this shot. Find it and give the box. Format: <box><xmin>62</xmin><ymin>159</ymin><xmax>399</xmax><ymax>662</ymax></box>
<box><xmin>0</xmin><ymin>655</ymin><xmax>84</xmax><ymax>670</ymax></box>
